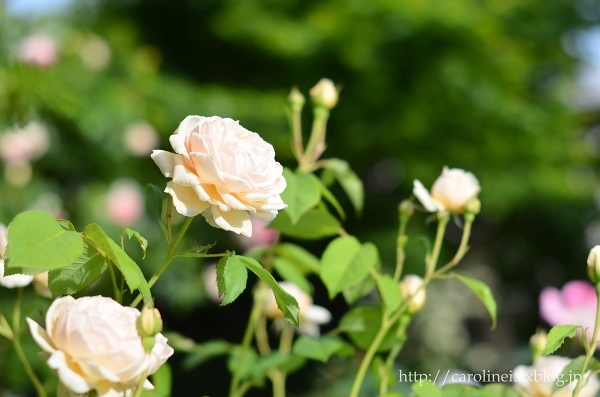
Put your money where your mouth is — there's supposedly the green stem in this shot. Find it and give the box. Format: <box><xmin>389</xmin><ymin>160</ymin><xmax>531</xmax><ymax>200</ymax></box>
<box><xmin>107</xmin><ymin>263</ymin><xmax>122</xmax><ymax>303</ymax></box>
<box><xmin>426</xmin><ymin>212</ymin><xmax>450</xmax><ymax>279</ymax></box>
<box><xmin>573</xmin><ymin>284</ymin><xmax>600</xmax><ymax>397</ymax></box>
<box><xmin>131</xmin><ymin>369</ymin><xmax>148</xmax><ymax>397</ymax></box>
<box><xmin>130</xmin><ymin>216</ymin><xmax>194</xmax><ymax>308</ymax></box>
<box><xmin>271</xmin><ymin>370</ymin><xmax>286</xmax><ymax>397</ymax></box>
<box><xmin>12</xmin><ymin>288</ymin><xmax>47</xmax><ymax>397</ymax></box>
<box><xmin>350</xmin><ymin>314</ymin><xmax>391</xmax><ymax>397</ymax></box>
<box><xmin>229</xmin><ymin>291</ymin><xmax>264</xmax><ymax>397</ymax></box>
<box><xmin>300</xmin><ymin>107</ymin><xmax>329</xmax><ymax>172</ymax></box>
<box><xmin>434</xmin><ymin>214</ymin><xmax>474</xmax><ymax>276</ymax></box>
<box><xmin>233</xmin><ymin>381</ymin><xmax>254</xmax><ymax>397</ymax></box>
<box><xmin>291</xmin><ymin>102</ymin><xmax>304</xmax><ymax>162</ymax></box>
<box><xmin>393</xmin><ymin>216</ymin><xmax>410</xmax><ymax>284</ymax></box>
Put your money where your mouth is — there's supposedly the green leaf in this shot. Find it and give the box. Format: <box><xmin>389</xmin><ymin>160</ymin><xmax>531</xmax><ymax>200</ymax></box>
<box><xmin>292</xmin><ymin>335</ymin><xmax>350</xmax><ymax>362</ymax></box>
<box><xmin>216</xmin><ymin>253</ymin><xmax>248</xmax><ymax>306</ymax></box>
<box><xmin>274</xmin><ymin>243</ymin><xmax>320</xmax><ymax>274</ymax></box>
<box><xmin>339</xmin><ymin>306</ymin><xmax>399</xmax><ymax>352</ymax></box>
<box><xmin>251</xmin><ymin>352</ymin><xmax>293</xmax><ymax>381</ymax></box>
<box><xmin>182</xmin><ymin>340</ymin><xmax>232</xmax><ymax>369</ymax></box>
<box><xmin>269</xmin><ymin>207</ymin><xmax>341</xmax><ymax>240</ymax></box>
<box><xmin>454</xmin><ymin>274</ymin><xmax>497</xmax><ymax>329</ymax></box>
<box><xmin>48</xmin><ymin>242</ymin><xmax>108</xmax><ymax>296</ymax></box>
<box><xmin>375</xmin><ymin>274</ymin><xmax>402</xmax><ymax>312</ymax></box>
<box><xmin>141</xmin><ymin>363</ymin><xmax>172</xmax><ymax>397</ymax></box>
<box><xmin>412</xmin><ymin>380</ymin><xmax>442</xmax><ymax>397</ymax></box>
<box><xmin>549</xmin><ymin>355</ymin><xmax>600</xmax><ymax>394</ymax></box>
<box><xmin>83</xmin><ymin>224</ymin><xmax>152</xmax><ymax>303</ymax></box>
<box><xmin>123</xmin><ymin>228</ymin><xmax>149</xmax><ymax>259</ymax></box>
<box><xmin>475</xmin><ymin>384</ymin><xmax>521</xmax><ymax>397</ymax></box>
<box><xmin>272</xmin><ymin>256</ymin><xmax>311</xmax><ymax>294</ymax></box>
<box><xmin>227</xmin><ymin>345</ymin><xmax>258</xmax><ymax>381</ymax></box>
<box><xmin>146</xmin><ymin>183</ymin><xmax>165</xmax><ymax>223</ymax></box>
<box><xmin>320</xmin><ymin>236</ymin><xmax>378</xmax><ymax>299</ymax></box>
<box><xmin>57</xmin><ymin>219</ymin><xmax>77</xmax><ymax>231</ymax></box>
<box><xmin>317</xmin><ymin>178</ymin><xmax>346</xmax><ymax>220</ymax></box>
<box><xmin>322</xmin><ymin>158</ymin><xmax>364</xmax><ymax>214</ymax></box>
<box><xmin>238</xmin><ymin>255</ymin><xmax>300</xmax><ymax>326</ymax></box>
<box><xmin>5</xmin><ymin>211</ymin><xmax>84</xmax><ymax>274</ymax></box>
<box><xmin>281</xmin><ymin>168</ymin><xmax>322</xmax><ymax>224</ymax></box>
<box><xmin>542</xmin><ymin>325</ymin><xmax>579</xmax><ymax>356</ymax></box>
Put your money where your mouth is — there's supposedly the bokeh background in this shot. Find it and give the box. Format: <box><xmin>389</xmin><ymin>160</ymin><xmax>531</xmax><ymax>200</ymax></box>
<box><xmin>1</xmin><ymin>0</ymin><xmax>600</xmax><ymax>395</ymax></box>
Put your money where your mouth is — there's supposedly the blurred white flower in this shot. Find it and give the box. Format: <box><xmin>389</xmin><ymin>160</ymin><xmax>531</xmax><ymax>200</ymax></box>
<box><xmin>33</xmin><ymin>272</ymin><xmax>52</xmax><ymax>298</ymax></box>
<box><xmin>263</xmin><ymin>282</ymin><xmax>331</xmax><ymax>336</ymax></box>
<box><xmin>105</xmin><ymin>179</ymin><xmax>144</xmax><ymax>226</ymax></box>
<box><xmin>123</xmin><ymin>121</ymin><xmax>160</xmax><ymax>157</ymax></box>
<box><xmin>17</xmin><ymin>34</ymin><xmax>59</xmax><ymax>67</ymax></box>
<box><xmin>0</xmin><ymin>224</ymin><xmax>34</xmax><ymax>288</ymax></box>
<box><xmin>80</xmin><ymin>35</ymin><xmax>111</xmax><ymax>70</ymax></box>
<box><xmin>202</xmin><ymin>264</ymin><xmax>222</xmax><ymax>303</ymax></box>
<box><xmin>152</xmin><ymin>116</ymin><xmax>287</xmax><ymax>237</ymax></box>
<box><xmin>513</xmin><ymin>355</ymin><xmax>600</xmax><ymax>397</ymax></box>
<box><xmin>27</xmin><ymin>296</ymin><xmax>174</xmax><ymax>397</ymax></box>
<box><xmin>413</xmin><ymin>167</ymin><xmax>480</xmax><ymax>213</ymax></box>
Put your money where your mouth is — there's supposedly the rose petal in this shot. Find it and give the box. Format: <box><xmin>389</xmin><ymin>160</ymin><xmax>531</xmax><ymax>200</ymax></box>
<box><xmin>413</xmin><ymin>180</ymin><xmax>444</xmax><ymax>212</ymax></box>
<box><xmin>46</xmin><ymin>296</ymin><xmax>75</xmax><ymax>340</ymax></box>
<box><xmin>171</xmin><ymin>155</ymin><xmax>202</xmax><ymax>186</ymax></box>
<box><xmin>47</xmin><ymin>350</ymin><xmax>93</xmax><ymax>394</ymax></box>
<box><xmin>26</xmin><ymin>318</ymin><xmax>57</xmax><ymax>353</ymax></box>
<box><xmin>209</xmin><ymin>206</ymin><xmax>252</xmax><ymax>237</ymax></box>
<box><xmin>165</xmin><ymin>182</ymin><xmax>210</xmax><ymax>217</ymax></box>
<box><xmin>150</xmin><ymin>151</ymin><xmax>176</xmax><ymax>178</ymax></box>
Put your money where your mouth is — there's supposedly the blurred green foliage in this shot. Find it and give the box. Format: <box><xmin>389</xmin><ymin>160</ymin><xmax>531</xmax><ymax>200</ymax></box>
<box><xmin>1</xmin><ymin>0</ymin><xmax>599</xmax><ymax>395</ymax></box>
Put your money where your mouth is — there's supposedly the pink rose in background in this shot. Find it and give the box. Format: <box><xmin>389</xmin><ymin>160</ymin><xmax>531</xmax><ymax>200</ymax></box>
<box><xmin>540</xmin><ymin>281</ymin><xmax>597</xmax><ymax>333</ymax></box>
<box><xmin>105</xmin><ymin>179</ymin><xmax>144</xmax><ymax>226</ymax></box>
<box><xmin>17</xmin><ymin>34</ymin><xmax>59</xmax><ymax>67</ymax></box>
<box><xmin>237</xmin><ymin>217</ymin><xmax>279</xmax><ymax>251</ymax></box>
<box><xmin>123</xmin><ymin>121</ymin><xmax>159</xmax><ymax>157</ymax></box>
<box><xmin>0</xmin><ymin>121</ymin><xmax>50</xmax><ymax>165</ymax></box>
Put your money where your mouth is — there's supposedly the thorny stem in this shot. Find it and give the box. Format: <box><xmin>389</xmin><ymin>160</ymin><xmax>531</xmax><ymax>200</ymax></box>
<box><xmin>426</xmin><ymin>212</ymin><xmax>450</xmax><ymax>279</ymax></box>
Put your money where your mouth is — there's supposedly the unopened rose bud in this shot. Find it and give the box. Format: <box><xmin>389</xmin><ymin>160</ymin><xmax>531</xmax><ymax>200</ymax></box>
<box><xmin>137</xmin><ymin>307</ymin><xmax>163</xmax><ymax>354</ymax></box>
<box><xmin>400</xmin><ymin>274</ymin><xmax>426</xmax><ymax>313</ymax></box>
<box><xmin>529</xmin><ymin>329</ymin><xmax>547</xmax><ymax>360</ymax></box>
<box><xmin>310</xmin><ymin>78</ymin><xmax>338</xmax><ymax>109</ymax></box>
<box><xmin>588</xmin><ymin>246</ymin><xmax>600</xmax><ymax>284</ymax></box>
<box><xmin>399</xmin><ymin>199</ymin><xmax>415</xmax><ymax>218</ymax></box>
<box><xmin>288</xmin><ymin>86</ymin><xmax>305</xmax><ymax>111</ymax></box>
<box><xmin>464</xmin><ymin>197</ymin><xmax>481</xmax><ymax>217</ymax></box>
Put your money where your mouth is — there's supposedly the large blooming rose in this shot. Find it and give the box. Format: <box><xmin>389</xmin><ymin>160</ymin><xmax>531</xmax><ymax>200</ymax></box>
<box><xmin>413</xmin><ymin>167</ymin><xmax>480</xmax><ymax>213</ymax></box>
<box><xmin>152</xmin><ymin>116</ymin><xmax>287</xmax><ymax>237</ymax></box>
<box><xmin>27</xmin><ymin>296</ymin><xmax>174</xmax><ymax>397</ymax></box>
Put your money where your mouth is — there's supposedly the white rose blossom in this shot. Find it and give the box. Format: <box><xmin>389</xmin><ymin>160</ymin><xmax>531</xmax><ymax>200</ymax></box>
<box><xmin>413</xmin><ymin>167</ymin><xmax>480</xmax><ymax>214</ymax></box>
<box><xmin>152</xmin><ymin>116</ymin><xmax>287</xmax><ymax>237</ymax></box>
<box><xmin>263</xmin><ymin>282</ymin><xmax>331</xmax><ymax>337</ymax></box>
<box><xmin>513</xmin><ymin>356</ymin><xmax>600</xmax><ymax>397</ymax></box>
<box><xmin>399</xmin><ymin>274</ymin><xmax>426</xmax><ymax>313</ymax></box>
<box><xmin>27</xmin><ymin>296</ymin><xmax>174</xmax><ymax>397</ymax></box>
<box><xmin>0</xmin><ymin>223</ymin><xmax>34</xmax><ymax>288</ymax></box>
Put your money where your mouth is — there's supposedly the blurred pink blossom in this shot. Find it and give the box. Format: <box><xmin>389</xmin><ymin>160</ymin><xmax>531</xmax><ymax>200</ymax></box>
<box><xmin>237</xmin><ymin>217</ymin><xmax>279</xmax><ymax>252</ymax></box>
<box><xmin>123</xmin><ymin>121</ymin><xmax>159</xmax><ymax>157</ymax></box>
<box><xmin>17</xmin><ymin>34</ymin><xmax>58</xmax><ymax>67</ymax></box>
<box><xmin>0</xmin><ymin>121</ymin><xmax>50</xmax><ymax>165</ymax></box>
<box><xmin>105</xmin><ymin>179</ymin><xmax>144</xmax><ymax>226</ymax></box>
<box><xmin>539</xmin><ymin>281</ymin><xmax>597</xmax><ymax>332</ymax></box>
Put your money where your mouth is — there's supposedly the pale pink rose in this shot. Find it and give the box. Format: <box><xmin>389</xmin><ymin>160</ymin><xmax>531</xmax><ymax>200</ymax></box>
<box><xmin>27</xmin><ymin>296</ymin><xmax>174</xmax><ymax>397</ymax></box>
<box><xmin>540</xmin><ymin>281</ymin><xmax>597</xmax><ymax>332</ymax></box>
<box><xmin>17</xmin><ymin>34</ymin><xmax>58</xmax><ymax>67</ymax></box>
<box><xmin>123</xmin><ymin>122</ymin><xmax>159</xmax><ymax>157</ymax></box>
<box><xmin>263</xmin><ymin>282</ymin><xmax>331</xmax><ymax>336</ymax></box>
<box><xmin>105</xmin><ymin>179</ymin><xmax>144</xmax><ymax>226</ymax></box>
<box><xmin>0</xmin><ymin>121</ymin><xmax>50</xmax><ymax>164</ymax></box>
<box><xmin>513</xmin><ymin>355</ymin><xmax>600</xmax><ymax>397</ymax></box>
<box><xmin>237</xmin><ymin>217</ymin><xmax>279</xmax><ymax>251</ymax></box>
<box><xmin>0</xmin><ymin>223</ymin><xmax>34</xmax><ymax>288</ymax></box>
<box><xmin>152</xmin><ymin>116</ymin><xmax>287</xmax><ymax>237</ymax></box>
<box><xmin>413</xmin><ymin>167</ymin><xmax>480</xmax><ymax>213</ymax></box>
